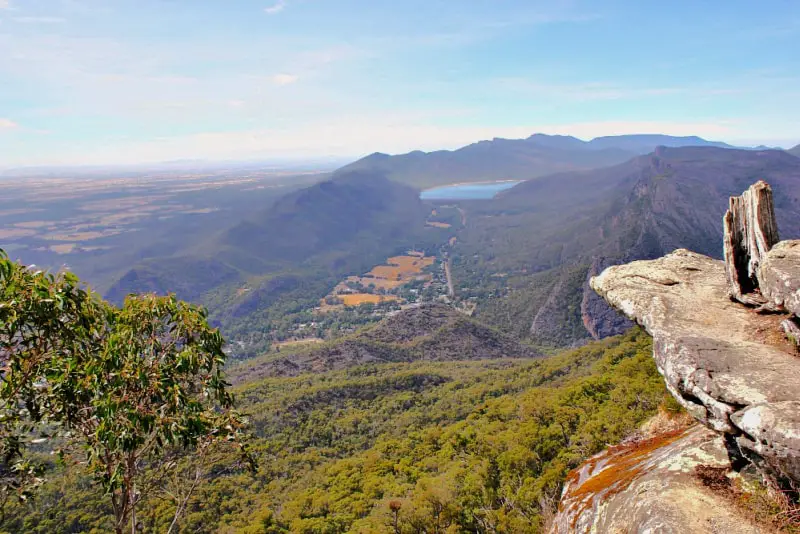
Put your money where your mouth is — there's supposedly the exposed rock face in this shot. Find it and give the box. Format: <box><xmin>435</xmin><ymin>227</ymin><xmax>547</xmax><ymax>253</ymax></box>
<box><xmin>723</xmin><ymin>180</ymin><xmax>780</xmax><ymax>305</ymax></box>
<box><xmin>759</xmin><ymin>240</ymin><xmax>800</xmax><ymax>315</ymax></box>
<box><xmin>581</xmin><ymin>257</ymin><xmax>633</xmax><ymax>339</ymax></box>
<box><xmin>552</xmin><ymin>426</ymin><xmax>768</xmax><ymax>534</ymax></box>
<box><xmin>590</xmin><ymin>249</ymin><xmax>800</xmax><ymax>486</ymax></box>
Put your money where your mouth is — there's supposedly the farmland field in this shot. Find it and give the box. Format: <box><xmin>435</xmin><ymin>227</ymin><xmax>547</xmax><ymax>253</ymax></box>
<box><xmin>0</xmin><ymin>166</ymin><xmax>329</xmax><ymax>293</ymax></box>
<box><xmin>320</xmin><ymin>252</ymin><xmax>438</xmax><ymax>311</ymax></box>
<box><xmin>366</xmin><ymin>255</ymin><xmax>435</xmax><ymax>280</ymax></box>
<box><xmin>339</xmin><ymin>293</ymin><xmax>400</xmax><ymax>306</ymax></box>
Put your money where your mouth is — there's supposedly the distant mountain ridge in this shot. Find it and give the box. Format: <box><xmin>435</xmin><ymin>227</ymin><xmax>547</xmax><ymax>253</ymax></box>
<box><xmin>457</xmin><ymin>146</ymin><xmax>800</xmax><ymax>346</ymax></box>
<box><xmin>790</xmin><ymin>144</ymin><xmax>800</xmax><ymax>157</ymax></box>
<box><xmin>336</xmin><ymin>133</ymin><xmax>746</xmax><ymax>188</ymax></box>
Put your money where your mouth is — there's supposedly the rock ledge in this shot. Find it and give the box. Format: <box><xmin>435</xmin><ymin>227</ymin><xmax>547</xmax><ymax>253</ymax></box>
<box><xmin>591</xmin><ymin>248</ymin><xmax>800</xmax><ymax>485</ymax></box>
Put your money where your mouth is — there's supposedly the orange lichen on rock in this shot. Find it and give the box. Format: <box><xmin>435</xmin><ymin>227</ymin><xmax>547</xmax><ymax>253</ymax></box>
<box><xmin>566</xmin><ymin>428</ymin><xmax>688</xmax><ymax>502</ymax></box>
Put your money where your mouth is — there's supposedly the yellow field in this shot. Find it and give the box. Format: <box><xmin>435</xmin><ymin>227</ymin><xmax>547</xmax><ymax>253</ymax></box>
<box><xmin>319</xmin><ymin>253</ymin><xmax>435</xmax><ymax>310</ymax></box>
<box><xmin>366</xmin><ymin>255</ymin><xmax>434</xmax><ymax>280</ymax></box>
<box><xmin>43</xmin><ymin>229</ymin><xmax>123</xmax><ymax>241</ymax></box>
<box><xmin>426</xmin><ymin>221</ymin><xmax>451</xmax><ymax>228</ymax></box>
<box><xmin>339</xmin><ymin>294</ymin><xmax>399</xmax><ymax>306</ymax></box>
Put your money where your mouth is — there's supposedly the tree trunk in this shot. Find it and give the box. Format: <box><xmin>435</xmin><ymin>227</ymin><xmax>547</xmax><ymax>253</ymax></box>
<box><xmin>723</xmin><ymin>180</ymin><xmax>780</xmax><ymax>305</ymax></box>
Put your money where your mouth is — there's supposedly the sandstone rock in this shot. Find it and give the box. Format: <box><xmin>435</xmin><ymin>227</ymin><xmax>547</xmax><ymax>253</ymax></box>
<box><xmin>552</xmin><ymin>426</ymin><xmax>768</xmax><ymax>534</ymax></box>
<box><xmin>581</xmin><ymin>257</ymin><xmax>633</xmax><ymax>340</ymax></box>
<box><xmin>759</xmin><ymin>240</ymin><xmax>800</xmax><ymax>315</ymax></box>
<box><xmin>723</xmin><ymin>180</ymin><xmax>780</xmax><ymax>306</ymax></box>
<box><xmin>591</xmin><ymin>249</ymin><xmax>800</xmax><ymax>484</ymax></box>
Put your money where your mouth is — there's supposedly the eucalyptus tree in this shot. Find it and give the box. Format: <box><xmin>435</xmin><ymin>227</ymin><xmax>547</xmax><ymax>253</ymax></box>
<box><xmin>0</xmin><ymin>250</ymin><xmax>252</xmax><ymax>533</ymax></box>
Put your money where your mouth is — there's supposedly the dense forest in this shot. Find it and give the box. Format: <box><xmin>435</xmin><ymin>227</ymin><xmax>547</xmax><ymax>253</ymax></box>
<box><xmin>5</xmin><ymin>326</ymin><xmax>673</xmax><ymax>533</ymax></box>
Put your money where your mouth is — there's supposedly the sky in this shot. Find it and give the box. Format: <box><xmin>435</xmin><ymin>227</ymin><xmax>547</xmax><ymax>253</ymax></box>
<box><xmin>0</xmin><ymin>0</ymin><xmax>798</xmax><ymax>167</ymax></box>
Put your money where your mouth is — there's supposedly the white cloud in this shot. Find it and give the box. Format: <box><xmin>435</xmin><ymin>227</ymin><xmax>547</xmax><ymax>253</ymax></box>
<box><xmin>0</xmin><ymin>0</ymin><xmax>9</xmax><ymax>9</ymax></box>
<box><xmin>272</xmin><ymin>73</ymin><xmax>298</xmax><ymax>86</ymax></box>
<box><xmin>264</xmin><ymin>1</ymin><xmax>285</xmax><ymax>15</ymax></box>
<box><xmin>0</xmin><ymin>118</ymin><xmax>18</xmax><ymax>129</ymax></box>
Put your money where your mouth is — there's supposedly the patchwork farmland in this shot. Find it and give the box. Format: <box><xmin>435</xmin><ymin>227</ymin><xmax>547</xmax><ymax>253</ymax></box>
<box><xmin>319</xmin><ymin>252</ymin><xmax>438</xmax><ymax>311</ymax></box>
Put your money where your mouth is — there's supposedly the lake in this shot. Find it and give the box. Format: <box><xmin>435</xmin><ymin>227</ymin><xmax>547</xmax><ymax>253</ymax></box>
<box><xmin>420</xmin><ymin>181</ymin><xmax>523</xmax><ymax>200</ymax></box>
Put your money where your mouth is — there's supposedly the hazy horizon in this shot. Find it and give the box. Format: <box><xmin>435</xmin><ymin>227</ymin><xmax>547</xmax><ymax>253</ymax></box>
<box><xmin>0</xmin><ymin>132</ymin><xmax>793</xmax><ymax>173</ymax></box>
<box><xmin>1</xmin><ymin>0</ymin><xmax>798</xmax><ymax>166</ymax></box>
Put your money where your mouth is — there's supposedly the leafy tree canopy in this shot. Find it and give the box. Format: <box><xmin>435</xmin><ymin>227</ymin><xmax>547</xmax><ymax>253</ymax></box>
<box><xmin>0</xmin><ymin>249</ymin><xmax>252</xmax><ymax>533</ymax></box>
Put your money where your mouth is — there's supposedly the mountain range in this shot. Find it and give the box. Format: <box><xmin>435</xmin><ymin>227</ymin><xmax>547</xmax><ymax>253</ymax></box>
<box><xmin>336</xmin><ymin>133</ymin><xmax>748</xmax><ymax>188</ymax></box>
<box><xmin>105</xmin><ymin>134</ymin><xmax>800</xmax><ymax>352</ymax></box>
<box><xmin>457</xmin><ymin>146</ymin><xmax>800</xmax><ymax>345</ymax></box>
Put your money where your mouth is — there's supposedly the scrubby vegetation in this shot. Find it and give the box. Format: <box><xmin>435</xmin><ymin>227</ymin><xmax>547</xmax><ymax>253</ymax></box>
<box><xmin>6</xmin><ymin>327</ymin><xmax>669</xmax><ymax>533</ymax></box>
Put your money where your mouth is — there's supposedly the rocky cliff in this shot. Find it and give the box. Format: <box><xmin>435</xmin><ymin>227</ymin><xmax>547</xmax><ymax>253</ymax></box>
<box><xmin>553</xmin><ymin>182</ymin><xmax>800</xmax><ymax>533</ymax></box>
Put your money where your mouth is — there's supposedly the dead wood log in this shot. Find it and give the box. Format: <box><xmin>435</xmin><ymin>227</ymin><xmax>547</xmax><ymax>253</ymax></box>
<box><xmin>723</xmin><ymin>180</ymin><xmax>780</xmax><ymax>306</ymax></box>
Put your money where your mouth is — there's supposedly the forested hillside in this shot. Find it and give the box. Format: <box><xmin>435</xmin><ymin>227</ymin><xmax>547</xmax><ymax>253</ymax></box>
<box><xmin>7</xmin><ymin>328</ymin><xmax>671</xmax><ymax>533</ymax></box>
<box><xmin>451</xmin><ymin>147</ymin><xmax>800</xmax><ymax>346</ymax></box>
<box><xmin>105</xmin><ymin>171</ymin><xmax>451</xmax><ymax>355</ymax></box>
<box><xmin>230</xmin><ymin>304</ymin><xmax>542</xmax><ymax>381</ymax></box>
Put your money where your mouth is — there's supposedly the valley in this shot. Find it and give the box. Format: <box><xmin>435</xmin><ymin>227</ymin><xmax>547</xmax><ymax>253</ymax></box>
<box><xmin>3</xmin><ymin>134</ymin><xmax>800</xmax><ymax>533</ymax></box>
<box><xmin>4</xmin><ymin>2</ymin><xmax>800</xmax><ymax>531</ymax></box>
<box><xmin>6</xmin><ymin>136</ymin><xmax>800</xmax><ymax>357</ymax></box>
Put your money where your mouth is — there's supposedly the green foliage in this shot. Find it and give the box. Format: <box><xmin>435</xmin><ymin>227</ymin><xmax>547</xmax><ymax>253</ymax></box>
<box><xmin>7</xmin><ymin>328</ymin><xmax>667</xmax><ymax>533</ymax></box>
<box><xmin>0</xmin><ymin>250</ymin><xmax>252</xmax><ymax>533</ymax></box>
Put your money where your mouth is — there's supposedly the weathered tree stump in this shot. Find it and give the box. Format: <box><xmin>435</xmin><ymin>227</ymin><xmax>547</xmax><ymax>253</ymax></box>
<box><xmin>723</xmin><ymin>180</ymin><xmax>780</xmax><ymax>306</ymax></box>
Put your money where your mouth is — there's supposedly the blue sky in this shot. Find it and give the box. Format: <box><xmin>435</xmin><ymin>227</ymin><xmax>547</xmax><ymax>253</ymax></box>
<box><xmin>0</xmin><ymin>0</ymin><xmax>798</xmax><ymax>166</ymax></box>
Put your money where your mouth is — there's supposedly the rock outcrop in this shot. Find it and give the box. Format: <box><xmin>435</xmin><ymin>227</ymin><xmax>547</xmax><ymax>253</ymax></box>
<box><xmin>723</xmin><ymin>180</ymin><xmax>781</xmax><ymax>306</ymax></box>
<box><xmin>552</xmin><ymin>181</ymin><xmax>800</xmax><ymax>532</ymax></box>
<box><xmin>553</xmin><ymin>426</ymin><xmax>768</xmax><ymax>533</ymax></box>
<box><xmin>590</xmin><ymin>248</ymin><xmax>800</xmax><ymax>486</ymax></box>
<box><xmin>759</xmin><ymin>240</ymin><xmax>800</xmax><ymax>316</ymax></box>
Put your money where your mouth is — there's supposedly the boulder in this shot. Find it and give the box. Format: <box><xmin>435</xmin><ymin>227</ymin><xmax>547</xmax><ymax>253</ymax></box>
<box><xmin>758</xmin><ymin>240</ymin><xmax>800</xmax><ymax>316</ymax></box>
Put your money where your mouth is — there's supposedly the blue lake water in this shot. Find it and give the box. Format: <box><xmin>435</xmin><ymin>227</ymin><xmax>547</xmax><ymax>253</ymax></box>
<box><xmin>420</xmin><ymin>181</ymin><xmax>523</xmax><ymax>200</ymax></box>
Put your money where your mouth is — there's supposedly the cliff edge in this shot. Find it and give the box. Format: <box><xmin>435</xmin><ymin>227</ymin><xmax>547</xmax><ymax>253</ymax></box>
<box><xmin>553</xmin><ymin>182</ymin><xmax>800</xmax><ymax>533</ymax></box>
